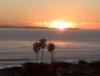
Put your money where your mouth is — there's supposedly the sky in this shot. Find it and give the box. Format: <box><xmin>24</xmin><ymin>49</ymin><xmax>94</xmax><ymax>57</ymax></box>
<box><xmin>0</xmin><ymin>0</ymin><xmax>100</xmax><ymax>29</ymax></box>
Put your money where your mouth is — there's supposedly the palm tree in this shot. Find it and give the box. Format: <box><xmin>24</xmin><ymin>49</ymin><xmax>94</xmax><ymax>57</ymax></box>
<box><xmin>39</xmin><ymin>39</ymin><xmax>46</xmax><ymax>63</ymax></box>
<box><xmin>33</xmin><ymin>42</ymin><xmax>40</xmax><ymax>63</ymax></box>
<box><xmin>47</xmin><ymin>43</ymin><xmax>55</xmax><ymax>63</ymax></box>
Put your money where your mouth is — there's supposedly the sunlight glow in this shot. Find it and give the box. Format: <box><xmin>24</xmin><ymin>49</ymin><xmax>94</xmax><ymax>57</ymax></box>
<box><xmin>50</xmin><ymin>21</ymin><xmax>75</xmax><ymax>30</ymax></box>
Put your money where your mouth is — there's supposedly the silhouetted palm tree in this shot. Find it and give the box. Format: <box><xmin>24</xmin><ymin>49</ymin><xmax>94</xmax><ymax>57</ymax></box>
<box><xmin>39</xmin><ymin>39</ymin><xmax>46</xmax><ymax>63</ymax></box>
<box><xmin>47</xmin><ymin>43</ymin><xmax>55</xmax><ymax>63</ymax></box>
<box><xmin>33</xmin><ymin>42</ymin><xmax>40</xmax><ymax>63</ymax></box>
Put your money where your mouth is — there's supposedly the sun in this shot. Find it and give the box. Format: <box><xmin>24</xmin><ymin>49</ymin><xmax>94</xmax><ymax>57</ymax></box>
<box><xmin>50</xmin><ymin>21</ymin><xmax>75</xmax><ymax>30</ymax></box>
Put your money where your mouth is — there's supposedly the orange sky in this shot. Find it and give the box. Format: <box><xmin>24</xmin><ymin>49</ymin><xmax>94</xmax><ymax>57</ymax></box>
<box><xmin>0</xmin><ymin>0</ymin><xmax>100</xmax><ymax>29</ymax></box>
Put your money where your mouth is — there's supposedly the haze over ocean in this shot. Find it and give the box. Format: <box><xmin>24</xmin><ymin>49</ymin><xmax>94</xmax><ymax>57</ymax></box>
<box><xmin>0</xmin><ymin>28</ymin><xmax>100</xmax><ymax>67</ymax></box>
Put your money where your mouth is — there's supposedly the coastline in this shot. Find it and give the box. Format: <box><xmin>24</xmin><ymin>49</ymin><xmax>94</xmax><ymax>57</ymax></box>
<box><xmin>0</xmin><ymin>60</ymin><xmax>100</xmax><ymax>76</ymax></box>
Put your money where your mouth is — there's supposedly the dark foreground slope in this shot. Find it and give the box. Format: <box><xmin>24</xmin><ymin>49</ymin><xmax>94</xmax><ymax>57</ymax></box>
<box><xmin>0</xmin><ymin>60</ymin><xmax>100</xmax><ymax>76</ymax></box>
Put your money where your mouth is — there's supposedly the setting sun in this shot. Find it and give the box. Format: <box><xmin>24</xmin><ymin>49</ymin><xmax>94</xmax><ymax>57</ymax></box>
<box><xmin>49</xmin><ymin>21</ymin><xmax>75</xmax><ymax>30</ymax></box>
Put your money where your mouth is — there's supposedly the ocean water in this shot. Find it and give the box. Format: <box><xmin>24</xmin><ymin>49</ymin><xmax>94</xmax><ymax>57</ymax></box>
<box><xmin>0</xmin><ymin>28</ymin><xmax>100</xmax><ymax>67</ymax></box>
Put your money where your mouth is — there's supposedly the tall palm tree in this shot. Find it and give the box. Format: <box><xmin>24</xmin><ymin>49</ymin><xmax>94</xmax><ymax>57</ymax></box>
<box><xmin>47</xmin><ymin>43</ymin><xmax>55</xmax><ymax>63</ymax></box>
<box><xmin>39</xmin><ymin>39</ymin><xmax>46</xmax><ymax>63</ymax></box>
<box><xmin>33</xmin><ymin>42</ymin><xmax>40</xmax><ymax>63</ymax></box>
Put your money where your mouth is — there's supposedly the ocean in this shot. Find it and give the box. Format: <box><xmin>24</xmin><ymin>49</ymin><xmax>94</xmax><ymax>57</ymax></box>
<box><xmin>0</xmin><ymin>28</ymin><xmax>100</xmax><ymax>67</ymax></box>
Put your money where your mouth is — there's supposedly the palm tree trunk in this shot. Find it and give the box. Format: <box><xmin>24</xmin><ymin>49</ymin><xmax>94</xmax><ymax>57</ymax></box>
<box><xmin>36</xmin><ymin>53</ymin><xmax>38</xmax><ymax>63</ymax></box>
<box><xmin>41</xmin><ymin>49</ymin><xmax>44</xmax><ymax>63</ymax></box>
<box><xmin>51</xmin><ymin>51</ymin><xmax>54</xmax><ymax>63</ymax></box>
